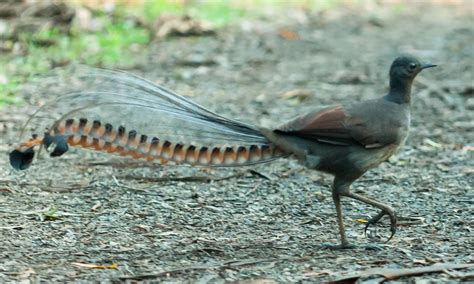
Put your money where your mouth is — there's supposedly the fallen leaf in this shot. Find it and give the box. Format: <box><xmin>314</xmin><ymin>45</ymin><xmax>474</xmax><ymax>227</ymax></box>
<box><xmin>91</xmin><ymin>201</ymin><xmax>102</xmax><ymax>211</ymax></box>
<box><xmin>38</xmin><ymin>207</ymin><xmax>61</xmax><ymax>221</ymax></box>
<box><xmin>279</xmin><ymin>28</ymin><xmax>299</xmax><ymax>40</ymax></box>
<box><xmin>423</xmin><ymin>138</ymin><xmax>443</xmax><ymax>148</ymax></box>
<box><xmin>0</xmin><ymin>187</ymin><xmax>13</xmax><ymax>193</ymax></box>
<box><xmin>72</xmin><ymin>262</ymin><xmax>118</xmax><ymax>269</ymax></box>
<box><xmin>332</xmin><ymin>70</ymin><xmax>369</xmax><ymax>84</ymax></box>
<box><xmin>19</xmin><ymin>268</ymin><xmax>35</xmax><ymax>279</ymax></box>
<box><xmin>280</xmin><ymin>89</ymin><xmax>313</xmax><ymax>101</ymax></box>
<box><xmin>154</xmin><ymin>14</ymin><xmax>214</xmax><ymax>38</ymax></box>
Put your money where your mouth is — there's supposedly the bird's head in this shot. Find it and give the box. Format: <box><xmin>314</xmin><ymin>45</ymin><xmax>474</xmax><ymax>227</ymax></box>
<box><xmin>389</xmin><ymin>56</ymin><xmax>436</xmax><ymax>80</ymax></box>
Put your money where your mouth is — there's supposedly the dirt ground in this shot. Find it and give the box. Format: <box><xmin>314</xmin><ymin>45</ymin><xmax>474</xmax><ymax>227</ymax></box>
<box><xmin>1</xmin><ymin>3</ymin><xmax>473</xmax><ymax>283</ymax></box>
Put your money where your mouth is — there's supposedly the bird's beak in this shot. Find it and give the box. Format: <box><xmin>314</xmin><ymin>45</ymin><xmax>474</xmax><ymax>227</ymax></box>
<box><xmin>421</xmin><ymin>63</ymin><xmax>437</xmax><ymax>69</ymax></box>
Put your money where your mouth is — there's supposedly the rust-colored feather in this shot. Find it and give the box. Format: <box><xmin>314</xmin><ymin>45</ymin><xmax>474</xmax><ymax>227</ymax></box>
<box><xmin>277</xmin><ymin>105</ymin><xmax>353</xmax><ymax>144</ymax></box>
<box><xmin>13</xmin><ymin>117</ymin><xmax>287</xmax><ymax>168</ymax></box>
<box><xmin>275</xmin><ymin>104</ymin><xmax>390</xmax><ymax>148</ymax></box>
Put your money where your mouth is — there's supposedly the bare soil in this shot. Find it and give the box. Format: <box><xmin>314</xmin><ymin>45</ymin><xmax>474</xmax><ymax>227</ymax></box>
<box><xmin>1</xmin><ymin>3</ymin><xmax>473</xmax><ymax>283</ymax></box>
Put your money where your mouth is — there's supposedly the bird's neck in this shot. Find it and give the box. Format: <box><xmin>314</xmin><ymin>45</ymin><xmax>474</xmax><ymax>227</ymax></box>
<box><xmin>384</xmin><ymin>76</ymin><xmax>413</xmax><ymax>104</ymax></box>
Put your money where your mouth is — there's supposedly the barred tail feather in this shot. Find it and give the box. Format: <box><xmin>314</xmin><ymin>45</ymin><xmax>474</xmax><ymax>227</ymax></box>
<box><xmin>11</xmin><ymin>67</ymin><xmax>288</xmax><ymax>169</ymax></box>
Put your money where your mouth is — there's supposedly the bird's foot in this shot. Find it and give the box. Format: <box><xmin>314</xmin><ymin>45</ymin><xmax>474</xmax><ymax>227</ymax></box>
<box><xmin>364</xmin><ymin>209</ymin><xmax>397</xmax><ymax>243</ymax></box>
<box><xmin>364</xmin><ymin>210</ymin><xmax>386</xmax><ymax>236</ymax></box>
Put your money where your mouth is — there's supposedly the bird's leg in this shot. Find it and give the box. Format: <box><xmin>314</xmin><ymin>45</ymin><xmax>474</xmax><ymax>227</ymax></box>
<box><xmin>319</xmin><ymin>180</ymin><xmax>386</xmax><ymax>251</ymax></box>
<box><xmin>320</xmin><ymin>178</ymin><xmax>359</xmax><ymax>249</ymax></box>
<box><xmin>341</xmin><ymin>191</ymin><xmax>397</xmax><ymax>242</ymax></box>
<box><xmin>331</xmin><ymin>188</ymin><xmax>353</xmax><ymax>249</ymax></box>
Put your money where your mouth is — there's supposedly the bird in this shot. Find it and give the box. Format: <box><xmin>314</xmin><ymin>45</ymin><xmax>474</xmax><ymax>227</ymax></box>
<box><xmin>10</xmin><ymin>55</ymin><xmax>436</xmax><ymax>248</ymax></box>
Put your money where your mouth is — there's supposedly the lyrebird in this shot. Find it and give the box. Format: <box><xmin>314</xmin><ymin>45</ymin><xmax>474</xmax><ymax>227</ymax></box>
<box><xmin>10</xmin><ymin>56</ymin><xmax>436</xmax><ymax>248</ymax></box>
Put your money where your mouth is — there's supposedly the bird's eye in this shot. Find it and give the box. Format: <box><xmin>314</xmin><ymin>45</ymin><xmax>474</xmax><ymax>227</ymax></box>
<box><xmin>408</xmin><ymin>63</ymin><xmax>417</xmax><ymax>70</ymax></box>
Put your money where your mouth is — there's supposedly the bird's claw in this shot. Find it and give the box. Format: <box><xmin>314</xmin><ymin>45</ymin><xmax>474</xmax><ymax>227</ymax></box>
<box><xmin>364</xmin><ymin>209</ymin><xmax>397</xmax><ymax>243</ymax></box>
<box><xmin>364</xmin><ymin>210</ymin><xmax>386</xmax><ymax>237</ymax></box>
<box><xmin>385</xmin><ymin>212</ymin><xmax>397</xmax><ymax>243</ymax></box>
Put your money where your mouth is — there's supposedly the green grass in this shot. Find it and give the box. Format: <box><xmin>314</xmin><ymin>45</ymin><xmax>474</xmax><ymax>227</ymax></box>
<box><xmin>13</xmin><ymin>18</ymin><xmax>150</xmax><ymax>71</ymax></box>
<box><xmin>0</xmin><ymin>15</ymin><xmax>150</xmax><ymax>105</ymax></box>
<box><xmin>0</xmin><ymin>0</ymin><xmax>354</xmax><ymax>106</ymax></box>
<box><xmin>136</xmin><ymin>0</ymin><xmax>353</xmax><ymax>27</ymax></box>
<box><xmin>0</xmin><ymin>78</ymin><xmax>21</xmax><ymax>105</ymax></box>
<box><xmin>140</xmin><ymin>1</ymin><xmax>250</xmax><ymax>27</ymax></box>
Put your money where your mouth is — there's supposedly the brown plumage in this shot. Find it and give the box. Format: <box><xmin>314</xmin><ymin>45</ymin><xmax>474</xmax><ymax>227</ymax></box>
<box><xmin>260</xmin><ymin>56</ymin><xmax>436</xmax><ymax>248</ymax></box>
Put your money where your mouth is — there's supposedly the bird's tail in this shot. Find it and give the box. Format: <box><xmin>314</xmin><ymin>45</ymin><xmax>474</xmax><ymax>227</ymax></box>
<box><xmin>10</xmin><ymin>67</ymin><xmax>288</xmax><ymax>170</ymax></box>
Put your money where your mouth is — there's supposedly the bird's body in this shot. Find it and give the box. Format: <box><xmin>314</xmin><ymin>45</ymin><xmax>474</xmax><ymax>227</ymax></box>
<box><xmin>263</xmin><ymin>98</ymin><xmax>411</xmax><ymax>176</ymax></box>
<box><xmin>10</xmin><ymin>56</ymin><xmax>436</xmax><ymax>248</ymax></box>
<box><xmin>261</xmin><ymin>56</ymin><xmax>435</xmax><ymax>248</ymax></box>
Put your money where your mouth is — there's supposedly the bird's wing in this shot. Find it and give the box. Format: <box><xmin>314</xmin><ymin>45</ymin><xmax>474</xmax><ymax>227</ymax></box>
<box><xmin>275</xmin><ymin>104</ymin><xmax>394</xmax><ymax>148</ymax></box>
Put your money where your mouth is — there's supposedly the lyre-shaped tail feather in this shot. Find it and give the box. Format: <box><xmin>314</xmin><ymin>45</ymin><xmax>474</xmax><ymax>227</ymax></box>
<box><xmin>11</xmin><ymin>67</ymin><xmax>288</xmax><ymax>170</ymax></box>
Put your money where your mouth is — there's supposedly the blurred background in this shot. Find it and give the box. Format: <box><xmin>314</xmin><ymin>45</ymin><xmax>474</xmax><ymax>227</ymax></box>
<box><xmin>0</xmin><ymin>0</ymin><xmax>470</xmax><ymax>105</ymax></box>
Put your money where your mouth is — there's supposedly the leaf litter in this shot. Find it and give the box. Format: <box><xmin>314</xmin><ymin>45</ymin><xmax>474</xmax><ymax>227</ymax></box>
<box><xmin>0</xmin><ymin>2</ymin><xmax>473</xmax><ymax>283</ymax></box>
